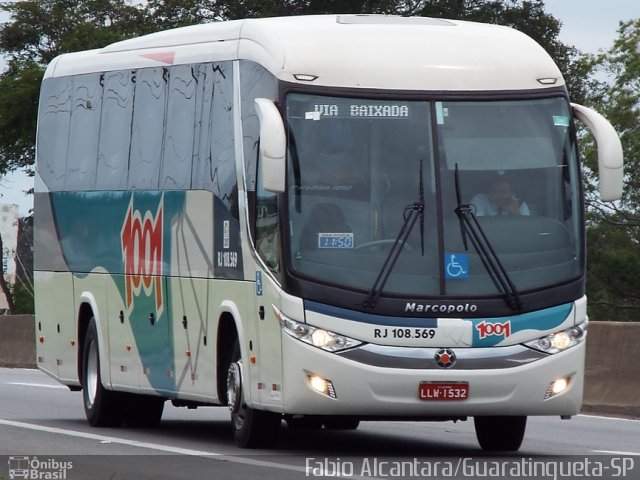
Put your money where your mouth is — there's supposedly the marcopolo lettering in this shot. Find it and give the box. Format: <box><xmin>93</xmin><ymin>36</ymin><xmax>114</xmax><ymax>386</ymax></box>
<box><xmin>405</xmin><ymin>302</ymin><xmax>478</xmax><ymax>314</ymax></box>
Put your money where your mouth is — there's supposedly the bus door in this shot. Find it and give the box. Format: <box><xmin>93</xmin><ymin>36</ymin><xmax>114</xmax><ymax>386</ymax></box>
<box><xmin>253</xmin><ymin>266</ymin><xmax>285</xmax><ymax>408</ymax></box>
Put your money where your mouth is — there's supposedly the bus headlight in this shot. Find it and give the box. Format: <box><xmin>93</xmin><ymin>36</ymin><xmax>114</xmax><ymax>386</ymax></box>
<box><xmin>273</xmin><ymin>305</ymin><xmax>363</xmax><ymax>352</ymax></box>
<box><xmin>525</xmin><ymin>322</ymin><xmax>587</xmax><ymax>354</ymax></box>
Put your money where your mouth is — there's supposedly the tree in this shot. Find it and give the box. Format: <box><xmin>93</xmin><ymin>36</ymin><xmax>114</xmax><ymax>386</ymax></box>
<box><xmin>145</xmin><ymin>0</ymin><xmax>224</xmax><ymax>29</ymax></box>
<box><xmin>0</xmin><ymin>231</ymin><xmax>15</xmax><ymax>313</ymax></box>
<box><xmin>578</xmin><ymin>19</ymin><xmax>640</xmax><ymax>321</ymax></box>
<box><xmin>0</xmin><ymin>59</ymin><xmax>41</xmax><ymax>175</ymax></box>
<box><xmin>0</xmin><ymin>0</ymin><xmax>149</xmax><ymax>65</ymax></box>
<box><xmin>0</xmin><ymin>0</ymin><xmax>151</xmax><ymax>175</ymax></box>
<box><xmin>13</xmin><ymin>216</ymin><xmax>34</xmax><ymax>314</ymax></box>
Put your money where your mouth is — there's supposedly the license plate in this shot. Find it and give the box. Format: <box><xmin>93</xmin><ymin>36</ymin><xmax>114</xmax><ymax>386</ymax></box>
<box><xmin>418</xmin><ymin>382</ymin><xmax>469</xmax><ymax>401</ymax></box>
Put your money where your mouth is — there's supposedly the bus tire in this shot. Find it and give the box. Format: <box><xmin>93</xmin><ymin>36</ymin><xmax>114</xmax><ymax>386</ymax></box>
<box><xmin>323</xmin><ymin>416</ymin><xmax>360</xmax><ymax>430</ymax></box>
<box><xmin>81</xmin><ymin>318</ymin><xmax>124</xmax><ymax>427</ymax></box>
<box><xmin>227</xmin><ymin>341</ymin><xmax>281</xmax><ymax>448</ymax></box>
<box><xmin>474</xmin><ymin>415</ymin><xmax>527</xmax><ymax>451</ymax></box>
<box><xmin>124</xmin><ymin>394</ymin><xmax>165</xmax><ymax>428</ymax></box>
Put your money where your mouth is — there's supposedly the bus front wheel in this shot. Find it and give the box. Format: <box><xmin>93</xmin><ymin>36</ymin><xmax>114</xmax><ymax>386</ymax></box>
<box><xmin>474</xmin><ymin>415</ymin><xmax>527</xmax><ymax>451</ymax></box>
<box><xmin>82</xmin><ymin>318</ymin><xmax>124</xmax><ymax>427</ymax></box>
<box><xmin>227</xmin><ymin>342</ymin><xmax>281</xmax><ymax>448</ymax></box>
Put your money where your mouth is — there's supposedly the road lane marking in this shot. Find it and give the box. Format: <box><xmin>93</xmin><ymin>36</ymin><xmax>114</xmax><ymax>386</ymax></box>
<box><xmin>578</xmin><ymin>414</ymin><xmax>640</xmax><ymax>423</ymax></box>
<box><xmin>592</xmin><ymin>450</ymin><xmax>640</xmax><ymax>456</ymax></box>
<box><xmin>0</xmin><ymin>418</ymin><xmax>322</xmax><ymax>477</ymax></box>
<box><xmin>5</xmin><ymin>382</ymin><xmax>67</xmax><ymax>389</ymax></box>
<box><xmin>0</xmin><ymin>418</ymin><xmax>219</xmax><ymax>456</ymax></box>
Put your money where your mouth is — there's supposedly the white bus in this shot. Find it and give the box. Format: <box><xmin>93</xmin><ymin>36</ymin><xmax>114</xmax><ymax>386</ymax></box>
<box><xmin>34</xmin><ymin>15</ymin><xmax>623</xmax><ymax>451</ymax></box>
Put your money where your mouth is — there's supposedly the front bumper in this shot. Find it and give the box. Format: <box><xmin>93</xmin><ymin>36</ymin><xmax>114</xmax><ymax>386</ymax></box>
<box><xmin>281</xmin><ymin>333</ymin><xmax>584</xmax><ymax>417</ymax></box>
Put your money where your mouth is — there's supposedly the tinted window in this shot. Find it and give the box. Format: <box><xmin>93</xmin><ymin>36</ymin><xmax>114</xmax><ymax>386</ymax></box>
<box><xmin>97</xmin><ymin>71</ymin><xmax>134</xmax><ymax>189</ymax></box>
<box><xmin>161</xmin><ymin>65</ymin><xmax>197</xmax><ymax>189</ymax></box>
<box><xmin>129</xmin><ymin>68</ymin><xmax>166</xmax><ymax>189</ymax></box>
<box><xmin>192</xmin><ymin>64</ymin><xmax>214</xmax><ymax>191</ymax></box>
<box><xmin>66</xmin><ymin>74</ymin><xmax>102</xmax><ymax>190</ymax></box>
<box><xmin>37</xmin><ymin>77</ymin><xmax>72</xmax><ymax>191</ymax></box>
<box><xmin>239</xmin><ymin>61</ymin><xmax>277</xmax><ymax>192</ymax></box>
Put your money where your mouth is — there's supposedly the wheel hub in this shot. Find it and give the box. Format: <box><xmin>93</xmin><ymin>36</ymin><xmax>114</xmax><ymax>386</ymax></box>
<box><xmin>85</xmin><ymin>339</ymin><xmax>99</xmax><ymax>409</ymax></box>
<box><xmin>226</xmin><ymin>362</ymin><xmax>242</xmax><ymax>414</ymax></box>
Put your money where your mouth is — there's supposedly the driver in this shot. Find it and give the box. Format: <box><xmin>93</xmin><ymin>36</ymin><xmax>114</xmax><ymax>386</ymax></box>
<box><xmin>471</xmin><ymin>175</ymin><xmax>529</xmax><ymax>216</ymax></box>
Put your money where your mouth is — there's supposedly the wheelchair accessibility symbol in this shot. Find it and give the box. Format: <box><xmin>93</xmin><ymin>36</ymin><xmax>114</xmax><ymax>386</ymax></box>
<box><xmin>445</xmin><ymin>253</ymin><xmax>469</xmax><ymax>279</ymax></box>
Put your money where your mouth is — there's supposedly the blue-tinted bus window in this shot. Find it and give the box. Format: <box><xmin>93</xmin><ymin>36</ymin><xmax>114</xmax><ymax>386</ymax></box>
<box><xmin>97</xmin><ymin>71</ymin><xmax>133</xmax><ymax>190</ymax></box>
<box><xmin>161</xmin><ymin>65</ymin><xmax>196</xmax><ymax>189</ymax></box>
<box><xmin>129</xmin><ymin>68</ymin><xmax>166</xmax><ymax>190</ymax></box>
<box><xmin>37</xmin><ymin>77</ymin><xmax>71</xmax><ymax>191</ymax></box>
<box><xmin>66</xmin><ymin>74</ymin><xmax>102</xmax><ymax>191</ymax></box>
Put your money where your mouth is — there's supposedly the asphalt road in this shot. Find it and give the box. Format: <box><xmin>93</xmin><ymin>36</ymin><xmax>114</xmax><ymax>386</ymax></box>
<box><xmin>0</xmin><ymin>368</ymin><xmax>639</xmax><ymax>480</ymax></box>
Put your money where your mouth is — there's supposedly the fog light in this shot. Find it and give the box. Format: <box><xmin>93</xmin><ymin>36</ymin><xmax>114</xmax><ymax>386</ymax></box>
<box><xmin>545</xmin><ymin>377</ymin><xmax>570</xmax><ymax>399</ymax></box>
<box><xmin>307</xmin><ymin>374</ymin><xmax>337</xmax><ymax>399</ymax></box>
<box><xmin>552</xmin><ymin>378</ymin><xmax>568</xmax><ymax>394</ymax></box>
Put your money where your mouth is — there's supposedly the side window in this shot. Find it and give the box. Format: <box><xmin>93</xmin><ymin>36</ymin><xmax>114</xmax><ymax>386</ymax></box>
<box><xmin>193</xmin><ymin>61</ymin><xmax>238</xmax><ymax>216</ymax></box>
<box><xmin>129</xmin><ymin>67</ymin><xmax>166</xmax><ymax>189</ymax></box>
<box><xmin>97</xmin><ymin>70</ymin><xmax>134</xmax><ymax>190</ymax></box>
<box><xmin>66</xmin><ymin>73</ymin><xmax>102</xmax><ymax>190</ymax></box>
<box><xmin>161</xmin><ymin>65</ymin><xmax>197</xmax><ymax>189</ymax></box>
<box><xmin>37</xmin><ymin>77</ymin><xmax>71</xmax><ymax>191</ymax></box>
<box><xmin>255</xmin><ymin>157</ymin><xmax>280</xmax><ymax>271</ymax></box>
<box><xmin>191</xmin><ymin>63</ymin><xmax>213</xmax><ymax>191</ymax></box>
<box><xmin>239</xmin><ymin>61</ymin><xmax>278</xmax><ymax>193</ymax></box>
<box><xmin>210</xmin><ymin>62</ymin><xmax>237</xmax><ymax>218</ymax></box>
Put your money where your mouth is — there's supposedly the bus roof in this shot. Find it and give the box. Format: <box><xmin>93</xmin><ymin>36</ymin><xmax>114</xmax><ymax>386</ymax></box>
<box><xmin>45</xmin><ymin>15</ymin><xmax>565</xmax><ymax>92</ymax></box>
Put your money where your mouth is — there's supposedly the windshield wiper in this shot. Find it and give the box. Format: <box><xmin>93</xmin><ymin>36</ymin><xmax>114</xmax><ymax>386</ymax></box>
<box><xmin>453</xmin><ymin>164</ymin><xmax>523</xmax><ymax>311</ymax></box>
<box><xmin>363</xmin><ymin>159</ymin><xmax>425</xmax><ymax>309</ymax></box>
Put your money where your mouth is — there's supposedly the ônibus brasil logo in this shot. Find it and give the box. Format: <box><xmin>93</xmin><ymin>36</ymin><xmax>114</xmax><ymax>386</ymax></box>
<box><xmin>121</xmin><ymin>195</ymin><xmax>164</xmax><ymax>316</ymax></box>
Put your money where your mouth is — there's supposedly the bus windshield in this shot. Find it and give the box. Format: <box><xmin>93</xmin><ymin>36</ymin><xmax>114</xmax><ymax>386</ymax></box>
<box><xmin>285</xmin><ymin>93</ymin><xmax>582</xmax><ymax>299</ymax></box>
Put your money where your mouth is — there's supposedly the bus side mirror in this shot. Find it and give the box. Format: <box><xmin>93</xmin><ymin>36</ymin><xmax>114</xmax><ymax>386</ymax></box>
<box><xmin>255</xmin><ymin>98</ymin><xmax>286</xmax><ymax>193</ymax></box>
<box><xmin>572</xmin><ymin>103</ymin><xmax>623</xmax><ymax>202</ymax></box>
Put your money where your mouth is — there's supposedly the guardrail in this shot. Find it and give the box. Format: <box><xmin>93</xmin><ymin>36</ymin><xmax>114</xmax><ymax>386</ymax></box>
<box><xmin>0</xmin><ymin>315</ymin><xmax>35</xmax><ymax>368</ymax></box>
<box><xmin>583</xmin><ymin>321</ymin><xmax>640</xmax><ymax>417</ymax></box>
<box><xmin>1</xmin><ymin>316</ymin><xmax>638</xmax><ymax>417</ymax></box>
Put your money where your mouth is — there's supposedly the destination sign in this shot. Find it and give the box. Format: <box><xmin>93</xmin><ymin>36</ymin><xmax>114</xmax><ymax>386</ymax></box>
<box><xmin>304</xmin><ymin>100</ymin><xmax>412</xmax><ymax>120</ymax></box>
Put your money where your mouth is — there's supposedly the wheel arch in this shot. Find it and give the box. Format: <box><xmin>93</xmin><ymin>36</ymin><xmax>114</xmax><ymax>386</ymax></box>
<box><xmin>77</xmin><ymin>291</ymin><xmax>111</xmax><ymax>389</ymax></box>
<box><xmin>216</xmin><ymin>300</ymin><xmax>248</xmax><ymax>405</ymax></box>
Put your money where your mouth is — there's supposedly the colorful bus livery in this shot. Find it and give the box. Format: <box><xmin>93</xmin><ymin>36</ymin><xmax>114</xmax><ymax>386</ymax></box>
<box><xmin>34</xmin><ymin>15</ymin><xmax>623</xmax><ymax>450</ymax></box>
<box><xmin>38</xmin><ymin>190</ymin><xmax>243</xmax><ymax>395</ymax></box>
<box><xmin>121</xmin><ymin>194</ymin><xmax>165</xmax><ymax>314</ymax></box>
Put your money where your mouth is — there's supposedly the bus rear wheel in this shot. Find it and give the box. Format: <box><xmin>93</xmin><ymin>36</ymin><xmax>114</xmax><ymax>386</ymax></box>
<box><xmin>82</xmin><ymin>318</ymin><xmax>124</xmax><ymax>427</ymax></box>
<box><xmin>474</xmin><ymin>415</ymin><xmax>527</xmax><ymax>451</ymax></box>
<box><xmin>226</xmin><ymin>342</ymin><xmax>281</xmax><ymax>448</ymax></box>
